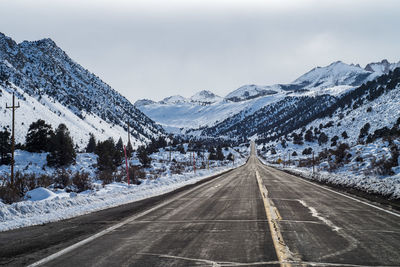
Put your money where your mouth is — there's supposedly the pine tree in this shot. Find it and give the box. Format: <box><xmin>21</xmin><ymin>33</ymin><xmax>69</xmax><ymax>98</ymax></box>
<box><xmin>137</xmin><ymin>145</ymin><xmax>151</xmax><ymax>167</ymax></box>
<box><xmin>126</xmin><ymin>140</ymin><xmax>133</xmax><ymax>157</ymax></box>
<box><xmin>0</xmin><ymin>129</ymin><xmax>11</xmax><ymax>165</ymax></box>
<box><xmin>47</xmin><ymin>124</ymin><xmax>76</xmax><ymax>167</ymax></box>
<box><xmin>359</xmin><ymin>123</ymin><xmax>371</xmax><ymax>139</ymax></box>
<box><xmin>86</xmin><ymin>133</ymin><xmax>96</xmax><ymax>153</ymax></box>
<box><xmin>216</xmin><ymin>146</ymin><xmax>224</xmax><ymax>161</ymax></box>
<box><xmin>292</xmin><ymin>133</ymin><xmax>304</xmax><ymax>145</ymax></box>
<box><xmin>96</xmin><ymin>138</ymin><xmax>121</xmax><ymax>172</ymax></box>
<box><xmin>25</xmin><ymin>119</ymin><xmax>54</xmax><ymax>152</ymax></box>
<box><xmin>304</xmin><ymin>129</ymin><xmax>314</xmax><ymax>142</ymax></box>
<box><xmin>318</xmin><ymin>132</ymin><xmax>328</xmax><ymax>145</ymax></box>
<box><xmin>114</xmin><ymin>137</ymin><xmax>124</xmax><ymax>165</ymax></box>
<box><xmin>177</xmin><ymin>144</ymin><xmax>185</xmax><ymax>154</ymax></box>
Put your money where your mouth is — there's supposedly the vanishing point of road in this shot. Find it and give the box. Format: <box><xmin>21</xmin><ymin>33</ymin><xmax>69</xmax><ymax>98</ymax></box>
<box><xmin>1</xmin><ymin>143</ymin><xmax>399</xmax><ymax>266</ymax></box>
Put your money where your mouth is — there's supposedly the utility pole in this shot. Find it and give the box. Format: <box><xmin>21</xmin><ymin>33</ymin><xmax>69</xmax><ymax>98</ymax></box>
<box><xmin>193</xmin><ymin>152</ymin><xmax>196</xmax><ymax>173</ymax></box>
<box><xmin>312</xmin><ymin>151</ymin><xmax>315</xmax><ymax>176</ymax></box>
<box><xmin>127</xmin><ymin>122</ymin><xmax>131</xmax><ymax>146</ymax></box>
<box><xmin>6</xmin><ymin>92</ymin><xmax>20</xmax><ymax>186</ymax></box>
<box><xmin>123</xmin><ymin>145</ymin><xmax>130</xmax><ymax>186</ymax></box>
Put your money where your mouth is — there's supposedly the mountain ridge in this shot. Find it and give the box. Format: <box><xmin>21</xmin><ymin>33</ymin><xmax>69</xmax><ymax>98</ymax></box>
<box><xmin>0</xmin><ymin>32</ymin><xmax>164</xmax><ymax>146</ymax></box>
<box><xmin>136</xmin><ymin>59</ymin><xmax>399</xmax><ymax>133</ymax></box>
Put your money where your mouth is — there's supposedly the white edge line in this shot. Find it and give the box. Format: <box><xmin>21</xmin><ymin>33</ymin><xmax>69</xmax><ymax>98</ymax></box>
<box><xmin>28</xmin><ymin>171</ymin><xmax>228</xmax><ymax>266</ymax></box>
<box><xmin>279</xmin><ymin>167</ymin><xmax>400</xmax><ymax>218</ymax></box>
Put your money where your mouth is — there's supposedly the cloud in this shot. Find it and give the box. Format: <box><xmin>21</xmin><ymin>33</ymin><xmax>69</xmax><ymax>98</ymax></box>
<box><xmin>0</xmin><ymin>0</ymin><xmax>399</xmax><ymax>102</ymax></box>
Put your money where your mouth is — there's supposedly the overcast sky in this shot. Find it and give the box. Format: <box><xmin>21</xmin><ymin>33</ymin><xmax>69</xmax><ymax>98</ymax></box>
<box><xmin>1</xmin><ymin>0</ymin><xmax>399</xmax><ymax>102</ymax></box>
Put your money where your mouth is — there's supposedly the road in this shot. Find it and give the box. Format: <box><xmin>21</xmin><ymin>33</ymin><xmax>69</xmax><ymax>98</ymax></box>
<box><xmin>1</xmin><ymin>144</ymin><xmax>400</xmax><ymax>266</ymax></box>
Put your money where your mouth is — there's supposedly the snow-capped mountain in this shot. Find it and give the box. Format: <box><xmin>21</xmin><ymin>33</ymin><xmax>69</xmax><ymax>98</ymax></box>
<box><xmin>224</xmin><ymin>85</ymin><xmax>280</xmax><ymax>102</ymax></box>
<box><xmin>0</xmin><ymin>33</ymin><xmax>164</xmax><ymax>147</ymax></box>
<box><xmin>137</xmin><ymin>60</ymin><xmax>399</xmax><ymax>134</ymax></box>
<box><xmin>134</xmin><ymin>99</ymin><xmax>156</xmax><ymax>107</ymax></box>
<box><xmin>289</xmin><ymin>61</ymin><xmax>375</xmax><ymax>91</ymax></box>
<box><xmin>204</xmin><ymin>66</ymin><xmax>400</xmax><ymax>144</ymax></box>
<box><xmin>364</xmin><ymin>59</ymin><xmax>400</xmax><ymax>76</ymax></box>
<box><xmin>190</xmin><ymin>90</ymin><xmax>221</xmax><ymax>104</ymax></box>
<box><xmin>159</xmin><ymin>95</ymin><xmax>188</xmax><ymax>105</ymax></box>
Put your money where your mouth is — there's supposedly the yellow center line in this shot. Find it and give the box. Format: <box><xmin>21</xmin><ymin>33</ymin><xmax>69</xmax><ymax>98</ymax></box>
<box><xmin>256</xmin><ymin>170</ymin><xmax>303</xmax><ymax>267</ymax></box>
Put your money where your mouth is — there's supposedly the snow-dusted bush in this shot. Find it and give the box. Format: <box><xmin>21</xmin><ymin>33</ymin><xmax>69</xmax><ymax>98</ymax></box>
<box><xmin>72</xmin><ymin>171</ymin><xmax>92</xmax><ymax>192</ymax></box>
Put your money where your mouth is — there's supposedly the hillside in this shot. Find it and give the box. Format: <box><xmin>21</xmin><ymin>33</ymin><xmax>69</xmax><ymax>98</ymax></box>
<box><xmin>137</xmin><ymin>60</ymin><xmax>399</xmax><ymax>134</ymax></box>
<box><xmin>0</xmin><ymin>33</ymin><xmax>163</xmax><ymax>147</ymax></box>
<box><xmin>257</xmin><ymin>68</ymin><xmax>400</xmax><ymax>197</ymax></box>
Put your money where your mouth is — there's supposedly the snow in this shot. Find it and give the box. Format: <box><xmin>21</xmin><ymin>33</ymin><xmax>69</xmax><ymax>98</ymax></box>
<box><xmin>138</xmin><ymin>60</ymin><xmax>396</xmax><ymax>133</ymax></box>
<box><xmin>0</xmin><ymin>161</ymin><xmax>246</xmax><ymax>232</ymax></box>
<box><xmin>160</xmin><ymin>95</ymin><xmax>188</xmax><ymax>105</ymax></box>
<box><xmin>224</xmin><ymin>84</ymin><xmax>280</xmax><ymax>102</ymax></box>
<box><xmin>364</xmin><ymin>59</ymin><xmax>400</xmax><ymax>76</ymax></box>
<box><xmin>25</xmin><ymin>187</ymin><xmax>57</xmax><ymax>201</ymax></box>
<box><xmin>138</xmin><ymin>90</ymin><xmax>286</xmax><ymax>133</ymax></box>
<box><xmin>0</xmin><ymin>146</ymin><xmax>249</xmax><ymax>232</ymax></box>
<box><xmin>0</xmin><ymin>85</ymin><xmax>140</xmax><ymax>149</ymax></box>
<box><xmin>190</xmin><ymin>90</ymin><xmax>222</xmax><ymax>104</ymax></box>
<box><xmin>257</xmin><ymin>83</ymin><xmax>400</xmax><ymax>199</ymax></box>
<box><xmin>292</xmin><ymin>61</ymin><xmax>376</xmax><ymax>90</ymax></box>
<box><xmin>0</xmin><ymin>150</ymin><xmax>98</xmax><ymax>178</ymax></box>
<box><xmin>0</xmin><ymin>33</ymin><xmax>162</xmax><ymax>147</ymax></box>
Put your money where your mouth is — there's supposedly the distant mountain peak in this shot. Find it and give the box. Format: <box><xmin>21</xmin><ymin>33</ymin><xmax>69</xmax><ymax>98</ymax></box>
<box><xmin>190</xmin><ymin>90</ymin><xmax>221</xmax><ymax>104</ymax></box>
<box><xmin>134</xmin><ymin>99</ymin><xmax>156</xmax><ymax>107</ymax></box>
<box><xmin>364</xmin><ymin>59</ymin><xmax>400</xmax><ymax>75</ymax></box>
<box><xmin>224</xmin><ymin>84</ymin><xmax>279</xmax><ymax>102</ymax></box>
<box><xmin>159</xmin><ymin>95</ymin><xmax>187</xmax><ymax>105</ymax></box>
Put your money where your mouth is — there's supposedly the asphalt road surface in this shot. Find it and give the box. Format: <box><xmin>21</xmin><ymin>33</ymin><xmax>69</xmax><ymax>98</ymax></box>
<box><xmin>1</xmin><ymin>144</ymin><xmax>399</xmax><ymax>266</ymax></box>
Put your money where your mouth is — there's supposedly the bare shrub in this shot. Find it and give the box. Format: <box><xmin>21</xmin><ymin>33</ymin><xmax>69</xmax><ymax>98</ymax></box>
<box><xmin>72</xmin><ymin>171</ymin><xmax>92</xmax><ymax>192</ymax></box>
<box><xmin>128</xmin><ymin>166</ymin><xmax>142</xmax><ymax>185</ymax></box>
<box><xmin>37</xmin><ymin>174</ymin><xmax>53</xmax><ymax>188</ymax></box>
<box><xmin>135</xmin><ymin>168</ymin><xmax>146</xmax><ymax>179</ymax></box>
<box><xmin>54</xmin><ymin>169</ymin><xmax>71</xmax><ymax>189</ymax></box>
<box><xmin>113</xmin><ymin>170</ymin><xmax>125</xmax><ymax>183</ymax></box>
<box><xmin>170</xmin><ymin>161</ymin><xmax>184</xmax><ymax>174</ymax></box>
<box><xmin>26</xmin><ymin>173</ymin><xmax>37</xmax><ymax>191</ymax></box>
<box><xmin>98</xmin><ymin>170</ymin><xmax>113</xmax><ymax>185</ymax></box>
<box><xmin>0</xmin><ymin>184</ymin><xmax>20</xmax><ymax>204</ymax></box>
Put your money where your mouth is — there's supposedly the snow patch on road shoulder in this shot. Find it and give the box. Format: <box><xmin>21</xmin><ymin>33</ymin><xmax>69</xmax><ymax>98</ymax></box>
<box><xmin>0</xmin><ymin>161</ymin><xmax>245</xmax><ymax>232</ymax></box>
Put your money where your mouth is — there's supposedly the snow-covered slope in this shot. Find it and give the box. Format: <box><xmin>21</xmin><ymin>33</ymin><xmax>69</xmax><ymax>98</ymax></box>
<box><xmin>0</xmin><ymin>85</ymin><xmax>135</xmax><ymax>147</ymax></box>
<box><xmin>138</xmin><ymin>92</ymin><xmax>285</xmax><ymax>133</ymax></box>
<box><xmin>0</xmin><ymin>33</ymin><xmax>164</xmax><ymax>146</ymax></box>
<box><xmin>137</xmin><ymin>60</ymin><xmax>399</xmax><ymax>133</ymax></box>
<box><xmin>257</xmin><ymin>68</ymin><xmax>400</xmax><ymax>198</ymax></box>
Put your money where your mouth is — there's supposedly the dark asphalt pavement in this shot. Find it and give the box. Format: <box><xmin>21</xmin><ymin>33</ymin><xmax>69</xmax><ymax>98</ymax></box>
<box><xmin>1</xmin><ymin>144</ymin><xmax>399</xmax><ymax>266</ymax></box>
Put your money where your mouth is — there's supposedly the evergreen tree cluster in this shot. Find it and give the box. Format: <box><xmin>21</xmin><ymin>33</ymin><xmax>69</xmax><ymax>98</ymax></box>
<box><xmin>0</xmin><ymin>129</ymin><xmax>11</xmax><ymax>165</ymax></box>
<box><xmin>46</xmin><ymin>124</ymin><xmax>76</xmax><ymax>167</ymax></box>
<box><xmin>95</xmin><ymin>137</ymin><xmax>124</xmax><ymax>172</ymax></box>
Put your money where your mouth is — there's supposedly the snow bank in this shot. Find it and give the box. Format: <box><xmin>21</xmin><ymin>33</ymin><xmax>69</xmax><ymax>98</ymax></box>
<box><xmin>25</xmin><ymin>187</ymin><xmax>57</xmax><ymax>201</ymax></box>
<box><xmin>0</xmin><ymin>159</ymin><xmax>246</xmax><ymax>232</ymax></box>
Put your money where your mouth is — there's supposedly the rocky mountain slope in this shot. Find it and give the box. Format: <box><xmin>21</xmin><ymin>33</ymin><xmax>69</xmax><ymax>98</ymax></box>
<box><xmin>0</xmin><ymin>33</ymin><xmax>163</xmax><ymax>147</ymax></box>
